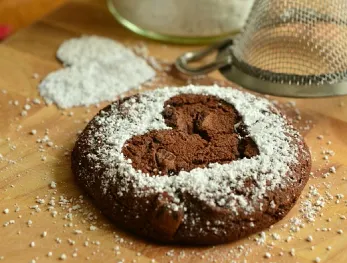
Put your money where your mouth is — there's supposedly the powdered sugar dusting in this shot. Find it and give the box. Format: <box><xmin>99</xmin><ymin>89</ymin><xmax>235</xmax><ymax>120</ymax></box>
<box><xmin>57</xmin><ymin>35</ymin><xmax>138</xmax><ymax>66</ymax></box>
<box><xmin>84</xmin><ymin>85</ymin><xmax>302</xmax><ymax>214</ymax></box>
<box><xmin>39</xmin><ymin>35</ymin><xmax>155</xmax><ymax>108</ymax></box>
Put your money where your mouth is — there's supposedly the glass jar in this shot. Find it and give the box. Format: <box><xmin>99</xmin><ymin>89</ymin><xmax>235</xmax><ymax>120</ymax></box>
<box><xmin>107</xmin><ymin>0</ymin><xmax>255</xmax><ymax>44</ymax></box>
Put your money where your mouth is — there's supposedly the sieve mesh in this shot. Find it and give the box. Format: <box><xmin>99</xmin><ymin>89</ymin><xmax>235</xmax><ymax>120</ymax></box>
<box><xmin>231</xmin><ymin>0</ymin><xmax>347</xmax><ymax>85</ymax></box>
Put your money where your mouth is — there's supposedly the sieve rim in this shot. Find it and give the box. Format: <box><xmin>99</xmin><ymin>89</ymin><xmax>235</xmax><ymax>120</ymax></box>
<box><xmin>218</xmin><ymin>48</ymin><xmax>347</xmax><ymax>97</ymax></box>
<box><xmin>231</xmin><ymin>52</ymin><xmax>347</xmax><ymax>86</ymax></box>
<box><xmin>220</xmin><ymin>65</ymin><xmax>347</xmax><ymax>98</ymax></box>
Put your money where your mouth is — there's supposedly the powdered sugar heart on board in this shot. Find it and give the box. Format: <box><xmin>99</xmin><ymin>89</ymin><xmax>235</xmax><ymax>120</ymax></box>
<box><xmin>56</xmin><ymin>35</ymin><xmax>138</xmax><ymax>66</ymax></box>
<box><xmin>39</xmin><ymin>35</ymin><xmax>155</xmax><ymax>108</ymax></box>
<box><xmin>84</xmin><ymin>85</ymin><xmax>306</xmax><ymax>214</ymax></box>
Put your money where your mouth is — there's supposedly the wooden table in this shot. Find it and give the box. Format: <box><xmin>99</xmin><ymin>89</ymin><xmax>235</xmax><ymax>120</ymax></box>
<box><xmin>0</xmin><ymin>0</ymin><xmax>67</xmax><ymax>34</ymax></box>
<box><xmin>0</xmin><ymin>0</ymin><xmax>346</xmax><ymax>262</ymax></box>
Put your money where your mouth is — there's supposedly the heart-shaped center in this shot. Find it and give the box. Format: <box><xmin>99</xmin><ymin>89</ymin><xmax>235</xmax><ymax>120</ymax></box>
<box><xmin>122</xmin><ymin>94</ymin><xmax>259</xmax><ymax>176</ymax></box>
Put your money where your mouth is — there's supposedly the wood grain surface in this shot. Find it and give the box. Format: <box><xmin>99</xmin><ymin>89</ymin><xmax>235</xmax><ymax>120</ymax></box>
<box><xmin>0</xmin><ymin>0</ymin><xmax>347</xmax><ymax>262</ymax></box>
<box><xmin>0</xmin><ymin>0</ymin><xmax>67</xmax><ymax>34</ymax></box>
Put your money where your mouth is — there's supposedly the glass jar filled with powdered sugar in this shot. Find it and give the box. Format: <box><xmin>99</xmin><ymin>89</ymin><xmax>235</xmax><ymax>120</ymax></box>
<box><xmin>107</xmin><ymin>0</ymin><xmax>255</xmax><ymax>44</ymax></box>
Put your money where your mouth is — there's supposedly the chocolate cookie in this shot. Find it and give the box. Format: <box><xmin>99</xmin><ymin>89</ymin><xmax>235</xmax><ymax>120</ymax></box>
<box><xmin>72</xmin><ymin>85</ymin><xmax>311</xmax><ymax>245</ymax></box>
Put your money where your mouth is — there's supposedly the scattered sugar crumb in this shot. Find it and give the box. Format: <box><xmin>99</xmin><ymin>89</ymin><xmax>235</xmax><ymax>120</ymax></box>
<box><xmin>24</xmin><ymin>104</ymin><xmax>31</xmax><ymax>110</ymax></box>
<box><xmin>89</xmin><ymin>225</ymin><xmax>97</xmax><ymax>231</ymax></box>
<box><xmin>51</xmin><ymin>211</ymin><xmax>58</xmax><ymax>217</ymax></box>
<box><xmin>50</xmin><ymin>181</ymin><xmax>57</xmax><ymax>189</ymax></box>
<box><xmin>272</xmin><ymin>233</ymin><xmax>280</xmax><ymax>240</ymax></box>
<box><xmin>33</xmin><ymin>98</ymin><xmax>41</xmax><ymax>104</ymax></box>
<box><xmin>329</xmin><ymin>166</ymin><xmax>336</xmax><ymax>174</ymax></box>
<box><xmin>74</xmin><ymin>229</ymin><xmax>83</xmax><ymax>234</ymax></box>
<box><xmin>306</xmin><ymin>235</ymin><xmax>313</xmax><ymax>242</ymax></box>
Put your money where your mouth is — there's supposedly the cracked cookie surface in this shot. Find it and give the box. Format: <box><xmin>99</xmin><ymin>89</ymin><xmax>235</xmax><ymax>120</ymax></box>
<box><xmin>72</xmin><ymin>86</ymin><xmax>311</xmax><ymax>244</ymax></box>
<box><xmin>123</xmin><ymin>94</ymin><xmax>258</xmax><ymax>176</ymax></box>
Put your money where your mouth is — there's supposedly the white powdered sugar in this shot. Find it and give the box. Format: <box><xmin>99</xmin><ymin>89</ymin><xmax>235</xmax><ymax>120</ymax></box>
<box><xmin>57</xmin><ymin>35</ymin><xmax>138</xmax><ymax>66</ymax></box>
<box><xmin>85</xmin><ymin>85</ymin><xmax>301</xmax><ymax>214</ymax></box>
<box><xmin>39</xmin><ymin>61</ymin><xmax>153</xmax><ymax>108</ymax></box>
<box><xmin>39</xmin><ymin>35</ymin><xmax>155</xmax><ymax>108</ymax></box>
<box><xmin>109</xmin><ymin>0</ymin><xmax>255</xmax><ymax>37</ymax></box>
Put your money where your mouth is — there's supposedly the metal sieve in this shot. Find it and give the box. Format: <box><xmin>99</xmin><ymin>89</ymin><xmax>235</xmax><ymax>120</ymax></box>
<box><xmin>175</xmin><ymin>0</ymin><xmax>347</xmax><ymax>97</ymax></box>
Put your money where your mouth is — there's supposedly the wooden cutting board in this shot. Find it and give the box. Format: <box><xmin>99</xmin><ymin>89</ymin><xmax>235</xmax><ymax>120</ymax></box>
<box><xmin>0</xmin><ymin>0</ymin><xmax>347</xmax><ymax>262</ymax></box>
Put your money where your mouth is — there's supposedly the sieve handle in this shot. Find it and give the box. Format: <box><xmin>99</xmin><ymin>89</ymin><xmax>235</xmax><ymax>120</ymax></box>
<box><xmin>175</xmin><ymin>38</ymin><xmax>233</xmax><ymax>75</ymax></box>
